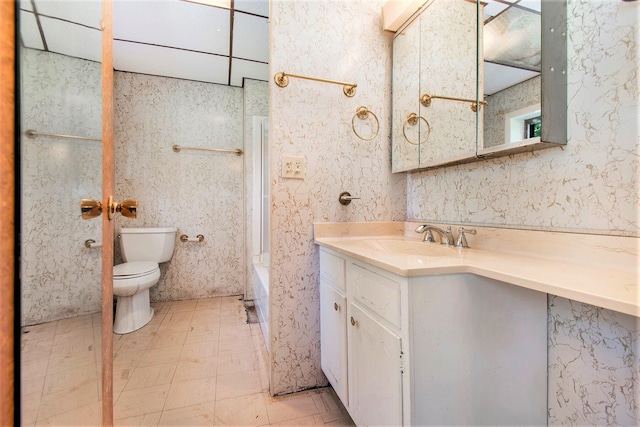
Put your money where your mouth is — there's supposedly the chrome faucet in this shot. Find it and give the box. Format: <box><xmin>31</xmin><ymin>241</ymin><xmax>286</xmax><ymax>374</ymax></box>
<box><xmin>415</xmin><ymin>224</ymin><xmax>455</xmax><ymax>245</ymax></box>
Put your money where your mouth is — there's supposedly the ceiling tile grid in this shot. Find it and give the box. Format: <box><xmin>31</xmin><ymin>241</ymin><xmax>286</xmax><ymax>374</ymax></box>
<box><xmin>20</xmin><ymin>0</ymin><xmax>269</xmax><ymax>87</ymax></box>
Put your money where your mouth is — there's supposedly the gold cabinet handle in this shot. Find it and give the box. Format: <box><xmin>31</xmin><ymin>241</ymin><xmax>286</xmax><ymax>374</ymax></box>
<box><xmin>81</xmin><ymin>199</ymin><xmax>102</xmax><ymax>219</ymax></box>
<box><xmin>350</xmin><ymin>316</ymin><xmax>357</xmax><ymax>326</ymax></box>
<box><xmin>334</xmin><ymin>302</ymin><xmax>339</xmax><ymax>311</ymax></box>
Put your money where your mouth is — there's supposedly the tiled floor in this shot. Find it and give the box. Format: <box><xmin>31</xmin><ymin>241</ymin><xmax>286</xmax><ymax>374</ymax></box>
<box><xmin>21</xmin><ymin>296</ymin><xmax>354</xmax><ymax>426</ymax></box>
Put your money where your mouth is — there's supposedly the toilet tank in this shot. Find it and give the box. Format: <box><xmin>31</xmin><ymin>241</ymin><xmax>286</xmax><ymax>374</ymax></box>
<box><xmin>118</xmin><ymin>227</ymin><xmax>177</xmax><ymax>263</ymax></box>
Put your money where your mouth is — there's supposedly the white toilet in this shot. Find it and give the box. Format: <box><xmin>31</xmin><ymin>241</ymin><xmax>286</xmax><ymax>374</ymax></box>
<box><xmin>113</xmin><ymin>227</ymin><xmax>177</xmax><ymax>334</ymax></box>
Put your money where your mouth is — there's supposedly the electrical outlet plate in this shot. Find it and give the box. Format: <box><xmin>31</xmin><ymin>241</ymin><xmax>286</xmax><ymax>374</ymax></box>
<box><xmin>282</xmin><ymin>155</ymin><xmax>306</xmax><ymax>179</ymax></box>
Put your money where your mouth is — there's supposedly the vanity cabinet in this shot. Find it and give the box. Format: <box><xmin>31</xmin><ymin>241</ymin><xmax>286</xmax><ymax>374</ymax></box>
<box><xmin>348</xmin><ymin>263</ymin><xmax>404</xmax><ymax>425</ymax></box>
<box><xmin>319</xmin><ymin>247</ymin><xmax>548</xmax><ymax>426</ymax></box>
<box><xmin>319</xmin><ymin>279</ymin><xmax>348</xmax><ymax>404</ymax></box>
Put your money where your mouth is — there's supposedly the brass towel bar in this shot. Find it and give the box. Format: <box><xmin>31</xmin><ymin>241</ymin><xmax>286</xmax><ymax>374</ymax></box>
<box><xmin>25</xmin><ymin>129</ymin><xmax>102</xmax><ymax>142</ymax></box>
<box><xmin>420</xmin><ymin>94</ymin><xmax>487</xmax><ymax>112</ymax></box>
<box><xmin>172</xmin><ymin>144</ymin><xmax>243</xmax><ymax>156</ymax></box>
<box><xmin>274</xmin><ymin>71</ymin><xmax>357</xmax><ymax>97</ymax></box>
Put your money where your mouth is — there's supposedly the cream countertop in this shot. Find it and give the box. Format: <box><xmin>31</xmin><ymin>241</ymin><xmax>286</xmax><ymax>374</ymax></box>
<box><xmin>314</xmin><ymin>222</ymin><xmax>639</xmax><ymax>317</ymax></box>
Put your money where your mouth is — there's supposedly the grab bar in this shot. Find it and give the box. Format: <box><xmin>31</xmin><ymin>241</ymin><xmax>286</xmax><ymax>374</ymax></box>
<box><xmin>172</xmin><ymin>145</ymin><xmax>243</xmax><ymax>156</ymax></box>
<box><xmin>25</xmin><ymin>129</ymin><xmax>102</xmax><ymax>142</ymax></box>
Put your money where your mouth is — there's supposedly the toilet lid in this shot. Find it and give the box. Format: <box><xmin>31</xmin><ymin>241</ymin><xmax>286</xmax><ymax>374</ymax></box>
<box><xmin>113</xmin><ymin>261</ymin><xmax>158</xmax><ymax>279</ymax></box>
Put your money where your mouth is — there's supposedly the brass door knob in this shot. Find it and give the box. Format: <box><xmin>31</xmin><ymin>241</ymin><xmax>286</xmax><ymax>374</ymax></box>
<box><xmin>107</xmin><ymin>196</ymin><xmax>138</xmax><ymax>220</ymax></box>
<box><xmin>117</xmin><ymin>199</ymin><xmax>137</xmax><ymax>218</ymax></box>
<box><xmin>82</xmin><ymin>197</ymin><xmax>138</xmax><ymax>220</ymax></box>
<box><xmin>81</xmin><ymin>199</ymin><xmax>102</xmax><ymax>219</ymax></box>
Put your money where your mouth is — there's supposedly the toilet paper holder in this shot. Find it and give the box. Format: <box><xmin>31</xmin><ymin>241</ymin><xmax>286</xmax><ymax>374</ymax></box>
<box><xmin>84</xmin><ymin>239</ymin><xmax>102</xmax><ymax>248</ymax></box>
<box><xmin>180</xmin><ymin>234</ymin><xmax>205</xmax><ymax>243</ymax></box>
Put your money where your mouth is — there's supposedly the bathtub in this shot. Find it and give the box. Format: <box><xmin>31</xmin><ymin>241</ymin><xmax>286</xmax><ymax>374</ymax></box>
<box><xmin>253</xmin><ymin>263</ymin><xmax>269</xmax><ymax>353</ymax></box>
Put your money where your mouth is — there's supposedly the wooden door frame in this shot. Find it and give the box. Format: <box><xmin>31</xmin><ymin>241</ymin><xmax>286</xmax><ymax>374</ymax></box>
<box><xmin>102</xmin><ymin>0</ymin><xmax>114</xmax><ymax>425</ymax></box>
<box><xmin>0</xmin><ymin>1</ymin><xmax>116</xmax><ymax>423</ymax></box>
<box><xmin>0</xmin><ymin>1</ymin><xmax>16</xmax><ymax>425</ymax></box>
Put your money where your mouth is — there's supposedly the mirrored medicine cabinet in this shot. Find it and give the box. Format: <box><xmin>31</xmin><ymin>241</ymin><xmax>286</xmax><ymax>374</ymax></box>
<box><xmin>391</xmin><ymin>0</ymin><xmax>567</xmax><ymax>173</ymax></box>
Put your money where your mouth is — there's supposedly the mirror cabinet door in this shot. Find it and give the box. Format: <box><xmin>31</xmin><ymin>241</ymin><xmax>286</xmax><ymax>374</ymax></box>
<box><xmin>391</xmin><ymin>0</ymin><xmax>480</xmax><ymax>172</ymax></box>
<box><xmin>391</xmin><ymin>0</ymin><xmax>566</xmax><ymax>172</ymax></box>
<box><xmin>418</xmin><ymin>0</ymin><xmax>479</xmax><ymax>167</ymax></box>
<box><xmin>391</xmin><ymin>15</ymin><xmax>421</xmax><ymax>173</ymax></box>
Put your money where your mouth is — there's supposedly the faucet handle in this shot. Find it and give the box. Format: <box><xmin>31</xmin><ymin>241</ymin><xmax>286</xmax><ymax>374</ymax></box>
<box><xmin>455</xmin><ymin>227</ymin><xmax>477</xmax><ymax>248</ymax></box>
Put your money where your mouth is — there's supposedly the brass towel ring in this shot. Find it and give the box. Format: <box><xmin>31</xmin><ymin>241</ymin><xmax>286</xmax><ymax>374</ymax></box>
<box><xmin>352</xmin><ymin>106</ymin><xmax>380</xmax><ymax>141</ymax></box>
<box><xmin>402</xmin><ymin>113</ymin><xmax>430</xmax><ymax>145</ymax></box>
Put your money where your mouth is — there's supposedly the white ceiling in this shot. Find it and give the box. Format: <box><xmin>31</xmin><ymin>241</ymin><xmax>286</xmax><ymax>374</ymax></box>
<box><xmin>19</xmin><ymin>0</ymin><xmax>269</xmax><ymax>87</ymax></box>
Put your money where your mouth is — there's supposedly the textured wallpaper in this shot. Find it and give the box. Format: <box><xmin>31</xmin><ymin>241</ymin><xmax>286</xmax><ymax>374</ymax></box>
<box><xmin>113</xmin><ymin>72</ymin><xmax>245</xmax><ymax>301</ymax></box>
<box><xmin>20</xmin><ymin>49</ymin><xmax>103</xmax><ymax>326</ymax></box>
<box><xmin>548</xmin><ymin>296</ymin><xmax>639</xmax><ymax>425</ymax></box>
<box><xmin>269</xmin><ymin>0</ymin><xmax>407</xmax><ymax>395</ymax></box>
<box><xmin>407</xmin><ymin>0</ymin><xmax>639</xmax><ymax>235</ymax></box>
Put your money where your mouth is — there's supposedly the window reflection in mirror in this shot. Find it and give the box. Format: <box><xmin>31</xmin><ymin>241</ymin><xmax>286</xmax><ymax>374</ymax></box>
<box><xmin>481</xmin><ymin>0</ymin><xmax>541</xmax><ymax>149</ymax></box>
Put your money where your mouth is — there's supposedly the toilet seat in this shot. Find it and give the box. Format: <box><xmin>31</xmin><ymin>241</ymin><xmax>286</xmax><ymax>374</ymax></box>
<box><xmin>114</xmin><ymin>261</ymin><xmax>158</xmax><ymax>279</ymax></box>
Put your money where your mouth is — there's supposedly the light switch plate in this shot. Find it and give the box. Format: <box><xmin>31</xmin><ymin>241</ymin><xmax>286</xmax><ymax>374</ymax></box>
<box><xmin>282</xmin><ymin>155</ymin><xmax>306</xmax><ymax>179</ymax></box>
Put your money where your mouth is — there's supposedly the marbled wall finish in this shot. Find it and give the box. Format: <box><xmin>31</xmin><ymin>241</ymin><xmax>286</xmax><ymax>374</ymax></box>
<box><xmin>407</xmin><ymin>0</ymin><xmax>639</xmax><ymax>235</ymax></box>
<box><xmin>548</xmin><ymin>296</ymin><xmax>639</xmax><ymax>425</ymax></box>
<box><xmin>113</xmin><ymin>72</ymin><xmax>245</xmax><ymax>301</ymax></box>
<box><xmin>483</xmin><ymin>75</ymin><xmax>541</xmax><ymax>148</ymax></box>
<box><xmin>269</xmin><ymin>0</ymin><xmax>407</xmax><ymax>395</ymax></box>
<box><xmin>21</xmin><ymin>49</ymin><xmax>102</xmax><ymax>325</ymax></box>
<box><xmin>244</xmin><ymin>79</ymin><xmax>269</xmax><ymax>302</ymax></box>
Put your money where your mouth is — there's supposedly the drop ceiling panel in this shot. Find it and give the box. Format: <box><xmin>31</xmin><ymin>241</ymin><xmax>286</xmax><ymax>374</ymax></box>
<box><xmin>183</xmin><ymin>0</ymin><xmax>231</xmax><ymax>9</ymax></box>
<box><xmin>40</xmin><ymin>16</ymin><xmax>102</xmax><ymax>62</ymax></box>
<box><xmin>483</xmin><ymin>0</ymin><xmax>509</xmax><ymax>21</ymax></box>
<box><xmin>34</xmin><ymin>0</ymin><xmax>102</xmax><ymax>29</ymax></box>
<box><xmin>20</xmin><ymin>11</ymin><xmax>45</xmax><ymax>50</ymax></box>
<box><xmin>114</xmin><ymin>40</ymin><xmax>230</xmax><ymax>85</ymax></box>
<box><xmin>235</xmin><ymin>0</ymin><xmax>269</xmax><ymax>17</ymax></box>
<box><xmin>233</xmin><ymin>13</ymin><xmax>269</xmax><ymax>62</ymax></box>
<box><xmin>19</xmin><ymin>0</ymin><xmax>33</xmax><ymax>12</ymax></box>
<box><xmin>230</xmin><ymin>58</ymin><xmax>268</xmax><ymax>86</ymax></box>
<box><xmin>518</xmin><ymin>0</ymin><xmax>541</xmax><ymax>13</ymax></box>
<box><xmin>484</xmin><ymin>62</ymin><xmax>539</xmax><ymax>95</ymax></box>
<box><xmin>114</xmin><ymin>0</ymin><xmax>231</xmax><ymax>56</ymax></box>
<box><xmin>484</xmin><ymin>5</ymin><xmax>541</xmax><ymax>72</ymax></box>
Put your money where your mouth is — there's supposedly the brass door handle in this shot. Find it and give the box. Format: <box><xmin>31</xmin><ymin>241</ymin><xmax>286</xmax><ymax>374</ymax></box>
<box><xmin>81</xmin><ymin>197</ymin><xmax>138</xmax><ymax>220</ymax></box>
<box><xmin>115</xmin><ymin>199</ymin><xmax>137</xmax><ymax>219</ymax></box>
<box><xmin>81</xmin><ymin>199</ymin><xmax>102</xmax><ymax>219</ymax></box>
<box><xmin>108</xmin><ymin>196</ymin><xmax>137</xmax><ymax>220</ymax></box>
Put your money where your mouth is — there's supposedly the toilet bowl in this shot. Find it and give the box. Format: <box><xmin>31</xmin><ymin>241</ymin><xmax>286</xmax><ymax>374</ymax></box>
<box><xmin>113</xmin><ymin>261</ymin><xmax>161</xmax><ymax>334</ymax></box>
<box><xmin>113</xmin><ymin>227</ymin><xmax>177</xmax><ymax>334</ymax></box>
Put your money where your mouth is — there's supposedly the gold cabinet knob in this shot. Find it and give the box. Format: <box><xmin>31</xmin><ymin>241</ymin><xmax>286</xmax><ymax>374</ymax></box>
<box><xmin>80</xmin><ymin>199</ymin><xmax>102</xmax><ymax>219</ymax></box>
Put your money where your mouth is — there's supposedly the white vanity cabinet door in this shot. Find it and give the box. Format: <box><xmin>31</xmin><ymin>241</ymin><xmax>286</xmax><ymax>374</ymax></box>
<box><xmin>348</xmin><ymin>303</ymin><xmax>403</xmax><ymax>427</ymax></box>
<box><xmin>319</xmin><ymin>279</ymin><xmax>348</xmax><ymax>405</ymax></box>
